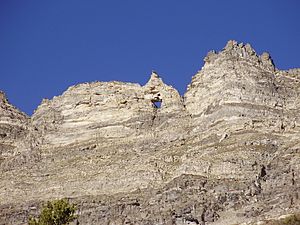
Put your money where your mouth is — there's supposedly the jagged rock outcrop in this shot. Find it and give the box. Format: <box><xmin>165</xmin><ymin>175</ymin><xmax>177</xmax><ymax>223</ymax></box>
<box><xmin>0</xmin><ymin>91</ymin><xmax>29</xmax><ymax>150</ymax></box>
<box><xmin>0</xmin><ymin>91</ymin><xmax>35</xmax><ymax>168</ymax></box>
<box><xmin>0</xmin><ymin>40</ymin><xmax>299</xmax><ymax>225</ymax></box>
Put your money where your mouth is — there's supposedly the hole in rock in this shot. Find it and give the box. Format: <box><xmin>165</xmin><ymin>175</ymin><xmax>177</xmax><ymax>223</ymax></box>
<box><xmin>152</xmin><ymin>100</ymin><xmax>162</xmax><ymax>108</ymax></box>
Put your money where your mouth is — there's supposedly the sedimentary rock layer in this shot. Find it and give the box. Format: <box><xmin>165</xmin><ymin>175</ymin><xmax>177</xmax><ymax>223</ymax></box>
<box><xmin>0</xmin><ymin>40</ymin><xmax>299</xmax><ymax>225</ymax></box>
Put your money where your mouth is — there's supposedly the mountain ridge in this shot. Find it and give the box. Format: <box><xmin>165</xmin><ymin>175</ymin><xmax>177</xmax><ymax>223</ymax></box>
<box><xmin>0</xmin><ymin>40</ymin><xmax>300</xmax><ymax>225</ymax></box>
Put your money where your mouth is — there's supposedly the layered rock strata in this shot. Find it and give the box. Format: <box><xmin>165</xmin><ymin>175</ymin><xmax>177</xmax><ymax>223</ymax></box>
<box><xmin>0</xmin><ymin>40</ymin><xmax>299</xmax><ymax>225</ymax></box>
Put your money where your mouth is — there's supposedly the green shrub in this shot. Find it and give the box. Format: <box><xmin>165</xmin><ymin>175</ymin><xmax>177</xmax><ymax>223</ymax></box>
<box><xmin>280</xmin><ymin>214</ymin><xmax>300</xmax><ymax>225</ymax></box>
<box><xmin>28</xmin><ymin>199</ymin><xmax>77</xmax><ymax>225</ymax></box>
<box><xmin>263</xmin><ymin>214</ymin><xmax>300</xmax><ymax>225</ymax></box>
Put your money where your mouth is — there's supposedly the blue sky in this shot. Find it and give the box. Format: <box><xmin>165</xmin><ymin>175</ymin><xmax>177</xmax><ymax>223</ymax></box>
<box><xmin>0</xmin><ymin>1</ymin><xmax>299</xmax><ymax>115</ymax></box>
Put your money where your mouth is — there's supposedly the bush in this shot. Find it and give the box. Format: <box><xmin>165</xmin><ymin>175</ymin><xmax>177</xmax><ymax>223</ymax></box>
<box><xmin>276</xmin><ymin>214</ymin><xmax>300</xmax><ymax>225</ymax></box>
<box><xmin>262</xmin><ymin>214</ymin><xmax>300</xmax><ymax>225</ymax></box>
<box><xmin>28</xmin><ymin>199</ymin><xmax>77</xmax><ymax>225</ymax></box>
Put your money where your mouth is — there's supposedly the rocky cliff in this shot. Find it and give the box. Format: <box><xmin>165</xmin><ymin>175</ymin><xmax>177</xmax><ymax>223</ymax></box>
<box><xmin>0</xmin><ymin>40</ymin><xmax>299</xmax><ymax>225</ymax></box>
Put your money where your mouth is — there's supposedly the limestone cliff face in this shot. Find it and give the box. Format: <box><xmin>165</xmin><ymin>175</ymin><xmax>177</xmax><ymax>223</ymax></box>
<box><xmin>32</xmin><ymin>72</ymin><xmax>185</xmax><ymax>147</ymax></box>
<box><xmin>183</xmin><ymin>40</ymin><xmax>294</xmax><ymax>179</ymax></box>
<box><xmin>0</xmin><ymin>91</ymin><xmax>37</xmax><ymax>170</ymax></box>
<box><xmin>0</xmin><ymin>91</ymin><xmax>29</xmax><ymax>150</ymax></box>
<box><xmin>0</xmin><ymin>41</ymin><xmax>300</xmax><ymax>225</ymax></box>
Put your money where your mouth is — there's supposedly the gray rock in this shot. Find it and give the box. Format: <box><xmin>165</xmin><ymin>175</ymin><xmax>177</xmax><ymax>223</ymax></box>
<box><xmin>0</xmin><ymin>40</ymin><xmax>300</xmax><ymax>225</ymax></box>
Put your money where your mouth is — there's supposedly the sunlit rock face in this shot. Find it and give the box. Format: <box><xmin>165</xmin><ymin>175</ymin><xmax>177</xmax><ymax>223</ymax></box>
<box><xmin>32</xmin><ymin>71</ymin><xmax>185</xmax><ymax>147</ymax></box>
<box><xmin>0</xmin><ymin>91</ymin><xmax>34</xmax><ymax>168</ymax></box>
<box><xmin>1</xmin><ymin>41</ymin><xmax>300</xmax><ymax>225</ymax></box>
<box><xmin>0</xmin><ymin>91</ymin><xmax>29</xmax><ymax>147</ymax></box>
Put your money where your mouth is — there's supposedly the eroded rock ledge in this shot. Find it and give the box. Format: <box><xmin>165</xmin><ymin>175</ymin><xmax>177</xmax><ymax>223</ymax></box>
<box><xmin>0</xmin><ymin>40</ymin><xmax>300</xmax><ymax>225</ymax></box>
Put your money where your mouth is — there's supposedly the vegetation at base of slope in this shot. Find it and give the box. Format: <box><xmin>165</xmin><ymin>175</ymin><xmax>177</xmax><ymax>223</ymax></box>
<box><xmin>28</xmin><ymin>199</ymin><xmax>77</xmax><ymax>225</ymax></box>
<box><xmin>234</xmin><ymin>213</ymin><xmax>300</xmax><ymax>225</ymax></box>
<box><xmin>264</xmin><ymin>214</ymin><xmax>300</xmax><ymax>225</ymax></box>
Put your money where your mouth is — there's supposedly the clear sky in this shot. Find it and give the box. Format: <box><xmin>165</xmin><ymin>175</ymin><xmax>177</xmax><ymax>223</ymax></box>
<box><xmin>0</xmin><ymin>1</ymin><xmax>299</xmax><ymax>115</ymax></box>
